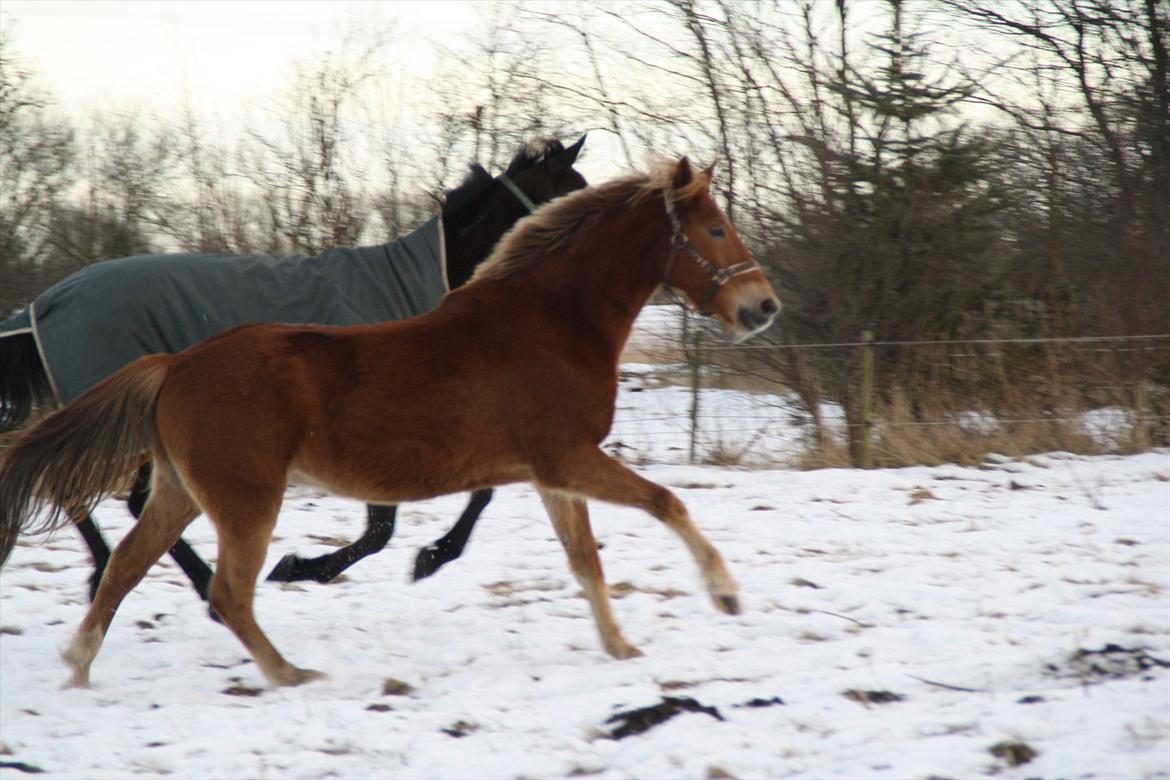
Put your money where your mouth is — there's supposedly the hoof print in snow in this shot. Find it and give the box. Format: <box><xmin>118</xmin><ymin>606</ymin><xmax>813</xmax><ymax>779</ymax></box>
<box><xmin>382</xmin><ymin>677</ymin><xmax>416</xmax><ymax>696</ymax></box>
<box><xmin>843</xmin><ymin>689</ymin><xmax>905</xmax><ymax>706</ymax></box>
<box><xmin>738</xmin><ymin>696</ymin><xmax>785</xmax><ymax>708</ymax></box>
<box><xmin>366</xmin><ymin>703</ymin><xmax>394</xmax><ymax>713</ymax></box>
<box><xmin>222</xmin><ymin>680</ymin><xmax>264</xmax><ymax>697</ymax></box>
<box><xmin>1045</xmin><ymin>644</ymin><xmax>1170</xmax><ymax>683</ymax></box>
<box><xmin>441</xmin><ymin>720</ymin><xmax>478</xmax><ymax>738</ymax></box>
<box><xmin>990</xmin><ymin>740</ymin><xmax>1038</xmax><ymax>767</ymax></box>
<box><xmin>604</xmin><ymin>696</ymin><xmax>724</xmax><ymax>740</ymax></box>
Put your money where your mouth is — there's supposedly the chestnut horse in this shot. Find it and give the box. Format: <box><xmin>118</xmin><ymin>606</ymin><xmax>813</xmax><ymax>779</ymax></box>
<box><xmin>0</xmin><ymin>157</ymin><xmax>779</xmax><ymax>688</ymax></box>
<box><xmin>0</xmin><ymin>135</ymin><xmax>587</xmax><ymax>606</ymax></box>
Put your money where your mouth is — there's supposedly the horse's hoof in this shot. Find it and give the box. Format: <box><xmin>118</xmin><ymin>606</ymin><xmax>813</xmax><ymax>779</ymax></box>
<box><xmin>286</xmin><ymin>668</ymin><xmax>327</xmax><ymax>687</ymax></box>
<box><xmin>207</xmin><ymin>605</ymin><xmax>224</xmax><ymax>625</ymax></box>
<box><xmin>62</xmin><ymin>674</ymin><xmax>91</xmax><ymax>690</ymax></box>
<box><xmin>412</xmin><ymin>546</ymin><xmax>444</xmax><ymax>582</ymax></box>
<box><xmin>265</xmin><ymin>553</ymin><xmax>303</xmax><ymax>583</ymax></box>
<box><xmin>714</xmin><ymin>594</ymin><xmax>742</xmax><ymax>615</ymax></box>
<box><xmin>610</xmin><ymin>644</ymin><xmax>644</xmax><ymax>660</ymax></box>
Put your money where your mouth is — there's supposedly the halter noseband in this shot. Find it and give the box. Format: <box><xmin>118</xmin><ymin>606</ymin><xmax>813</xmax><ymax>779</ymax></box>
<box><xmin>662</xmin><ymin>190</ymin><xmax>759</xmax><ymax>315</ymax></box>
<box><xmin>498</xmin><ymin>172</ymin><xmax>538</xmax><ymax>213</ymax></box>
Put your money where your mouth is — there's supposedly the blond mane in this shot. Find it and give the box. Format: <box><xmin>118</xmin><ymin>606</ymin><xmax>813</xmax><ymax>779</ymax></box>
<box><xmin>472</xmin><ymin>158</ymin><xmax>712</xmax><ymax>282</ymax></box>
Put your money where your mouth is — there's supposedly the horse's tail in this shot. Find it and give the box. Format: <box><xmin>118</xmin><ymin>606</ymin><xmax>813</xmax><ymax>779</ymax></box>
<box><xmin>0</xmin><ymin>332</ymin><xmax>57</xmax><ymax>433</ymax></box>
<box><xmin>0</xmin><ymin>354</ymin><xmax>172</xmax><ymax>567</ymax></box>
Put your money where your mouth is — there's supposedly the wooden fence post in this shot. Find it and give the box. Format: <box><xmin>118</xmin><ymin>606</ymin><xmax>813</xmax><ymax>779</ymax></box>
<box><xmin>686</xmin><ymin>314</ymin><xmax>702</xmax><ymax>463</ymax></box>
<box><xmin>859</xmin><ymin>329</ymin><xmax>875</xmax><ymax>468</ymax></box>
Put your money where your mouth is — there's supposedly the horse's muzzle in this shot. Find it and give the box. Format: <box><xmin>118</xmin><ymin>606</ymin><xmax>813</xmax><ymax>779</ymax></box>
<box><xmin>735</xmin><ymin>297</ymin><xmax>779</xmax><ymax>340</ymax></box>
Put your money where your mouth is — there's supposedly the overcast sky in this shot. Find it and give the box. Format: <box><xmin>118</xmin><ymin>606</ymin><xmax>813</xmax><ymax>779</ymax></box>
<box><xmin>3</xmin><ymin>1</ymin><xmax>466</xmax><ymax>111</ymax></box>
<box><xmin>1</xmin><ymin>1</ymin><xmax>632</xmax><ymax>180</ymax></box>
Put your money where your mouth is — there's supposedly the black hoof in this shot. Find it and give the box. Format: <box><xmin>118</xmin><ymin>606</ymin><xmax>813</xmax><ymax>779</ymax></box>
<box><xmin>717</xmin><ymin>595</ymin><xmax>742</xmax><ymax>615</ymax></box>
<box><xmin>412</xmin><ymin>546</ymin><xmax>445</xmax><ymax>582</ymax></box>
<box><xmin>266</xmin><ymin>553</ymin><xmax>303</xmax><ymax>583</ymax></box>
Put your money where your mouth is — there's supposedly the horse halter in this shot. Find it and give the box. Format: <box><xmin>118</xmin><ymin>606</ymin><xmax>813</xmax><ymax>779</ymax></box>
<box><xmin>498</xmin><ymin>173</ymin><xmax>537</xmax><ymax>213</ymax></box>
<box><xmin>453</xmin><ymin>172</ymin><xmax>535</xmax><ymax>239</ymax></box>
<box><xmin>662</xmin><ymin>190</ymin><xmax>759</xmax><ymax>315</ymax></box>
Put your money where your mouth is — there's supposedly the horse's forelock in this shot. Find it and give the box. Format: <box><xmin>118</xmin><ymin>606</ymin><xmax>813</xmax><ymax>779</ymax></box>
<box><xmin>637</xmin><ymin>157</ymin><xmax>712</xmax><ymax>207</ymax></box>
<box><xmin>505</xmin><ymin>138</ymin><xmax>567</xmax><ymax>176</ymax></box>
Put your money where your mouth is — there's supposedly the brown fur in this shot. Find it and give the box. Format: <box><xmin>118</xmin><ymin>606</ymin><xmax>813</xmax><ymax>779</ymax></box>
<box><xmin>0</xmin><ymin>158</ymin><xmax>779</xmax><ymax>688</ymax></box>
<box><xmin>473</xmin><ymin>160</ymin><xmax>710</xmax><ymax>282</ymax></box>
<box><xmin>0</xmin><ymin>354</ymin><xmax>170</xmax><ymax>565</ymax></box>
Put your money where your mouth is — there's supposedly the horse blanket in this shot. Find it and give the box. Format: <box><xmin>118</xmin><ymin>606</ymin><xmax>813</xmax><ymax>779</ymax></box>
<box><xmin>0</xmin><ymin>216</ymin><xmax>447</xmax><ymax>405</ymax></box>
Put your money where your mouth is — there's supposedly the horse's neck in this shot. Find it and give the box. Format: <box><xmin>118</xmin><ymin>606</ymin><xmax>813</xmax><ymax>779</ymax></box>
<box><xmin>443</xmin><ymin>201</ymin><xmax>529</xmax><ymax>290</ymax></box>
<box><xmin>526</xmin><ymin>216</ymin><xmax>667</xmax><ymax>361</ymax></box>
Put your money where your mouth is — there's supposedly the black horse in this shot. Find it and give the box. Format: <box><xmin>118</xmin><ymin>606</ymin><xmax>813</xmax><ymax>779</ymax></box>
<box><xmin>0</xmin><ymin>135</ymin><xmax>587</xmax><ymax>609</ymax></box>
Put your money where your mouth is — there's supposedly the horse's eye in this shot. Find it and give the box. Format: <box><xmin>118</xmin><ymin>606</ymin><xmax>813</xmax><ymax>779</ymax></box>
<box><xmin>708</xmin><ymin>226</ymin><xmax>725</xmax><ymax>238</ymax></box>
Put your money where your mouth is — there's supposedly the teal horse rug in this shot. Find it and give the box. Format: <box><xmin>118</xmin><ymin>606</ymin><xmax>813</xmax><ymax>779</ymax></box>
<box><xmin>0</xmin><ymin>216</ymin><xmax>447</xmax><ymax>405</ymax></box>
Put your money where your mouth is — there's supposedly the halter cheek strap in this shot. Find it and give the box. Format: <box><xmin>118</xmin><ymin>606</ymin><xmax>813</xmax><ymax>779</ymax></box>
<box><xmin>662</xmin><ymin>191</ymin><xmax>759</xmax><ymax>314</ymax></box>
<box><xmin>498</xmin><ymin>173</ymin><xmax>538</xmax><ymax>213</ymax></box>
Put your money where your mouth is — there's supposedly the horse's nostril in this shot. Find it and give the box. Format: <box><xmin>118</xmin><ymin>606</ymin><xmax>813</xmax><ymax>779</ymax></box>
<box><xmin>761</xmin><ymin>298</ymin><xmax>778</xmax><ymax>316</ymax></box>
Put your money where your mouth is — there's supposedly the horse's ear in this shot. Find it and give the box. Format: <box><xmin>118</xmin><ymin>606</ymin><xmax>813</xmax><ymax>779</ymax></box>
<box><xmin>703</xmin><ymin>162</ymin><xmax>716</xmax><ymax>180</ymax></box>
<box><xmin>469</xmin><ymin>163</ymin><xmax>492</xmax><ymax>182</ymax></box>
<box><xmin>673</xmin><ymin>157</ymin><xmax>695</xmax><ymax>190</ymax></box>
<box><xmin>554</xmin><ymin>134</ymin><xmax>586</xmax><ymax>169</ymax></box>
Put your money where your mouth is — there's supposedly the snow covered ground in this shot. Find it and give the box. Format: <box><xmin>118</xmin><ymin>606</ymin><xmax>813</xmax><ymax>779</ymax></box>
<box><xmin>1</xmin><ymin>306</ymin><xmax>1167</xmax><ymax>779</ymax></box>
<box><xmin>2</xmin><ymin>456</ymin><xmax>1167</xmax><ymax>777</ymax></box>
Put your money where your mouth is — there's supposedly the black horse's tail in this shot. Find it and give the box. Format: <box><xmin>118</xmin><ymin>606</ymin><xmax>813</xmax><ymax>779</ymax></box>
<box><xmin>0</xmin><ymin>332</ymin><xmax>56</xmax><ymax>433</ymax></box>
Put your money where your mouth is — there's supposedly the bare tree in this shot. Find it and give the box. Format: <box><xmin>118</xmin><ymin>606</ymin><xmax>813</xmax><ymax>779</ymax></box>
<box><xmin>241</xmin><ymin>27</ymin><xmax>394</xmax><ymax>254</ymax></box>
<box><xmin>0</xmin><ymin>29</ymin><xmax>76</xmax><ymax>312</ymax></box>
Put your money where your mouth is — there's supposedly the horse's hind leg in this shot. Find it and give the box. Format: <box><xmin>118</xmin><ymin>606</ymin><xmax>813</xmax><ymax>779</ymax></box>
<box><xmin>413</xmin><ymin>488</ymin><xmax>493</xmax><ymax>581</ymax></box>
<box><xmin>204</xmin><ymin>490</ymin><xmax>324</xmax><ymax>687</ymax></box>
<box><xmin>128</xmin><ymin>463</ymin><xmax>215</xmax><ymax>610</ymax></box>
<box><xmin>265</xmin><ymin>503</ymin><xmax>397</xmax><ymax>584</ymax></box>
<box><xmin>537</xmin><ymin>488</ymin><xmax>640</xmax><ymax>659</ymax></box>
<box><xmin>82</xmin><ymin>464</ymin><xmax>213</xmax><ymax>607</ymax></box>
<box><xmin>62</xmin><ymin>466</ymin><xmax>199</xmax><ymax>687</ymax></box>
<box><xmin>538</xmin><ymin>447</ymin><xmax>740</xmax><ymax>617</ymax></box>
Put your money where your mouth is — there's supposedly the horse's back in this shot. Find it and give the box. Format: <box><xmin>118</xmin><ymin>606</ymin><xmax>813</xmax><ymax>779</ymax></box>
<box><xmin>17</xmin><ymin>219</ymin><xmax>446</xmax><ymax>405</ymax></box>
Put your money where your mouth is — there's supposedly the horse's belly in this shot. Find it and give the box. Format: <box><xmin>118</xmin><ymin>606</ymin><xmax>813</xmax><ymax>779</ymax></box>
<box><xmin>288</xmin><ymin>447</ymin><xmax>531</xmax><ymax>506</ymax></box>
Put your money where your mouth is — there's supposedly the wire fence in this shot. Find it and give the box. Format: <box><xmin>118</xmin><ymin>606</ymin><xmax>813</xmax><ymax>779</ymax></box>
<box><xmin>609</xmin><ymin>307</ymin><xmax>1170</xmax><ymax>468</ymax></box>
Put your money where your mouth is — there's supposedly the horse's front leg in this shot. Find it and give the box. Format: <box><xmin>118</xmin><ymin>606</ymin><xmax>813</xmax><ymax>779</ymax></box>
<box><xmin>537</xmin><ymin>488</ymin><xmax>641</xmax><ymax>659</ymax></box>
<box><xmin>266</xmin><ymin>504</ymin><xmax>396</xmax><ymax>583</ymax></box>
<box><xmin>538</xmin><ymin>446</ymin><xmax>740</xmax><ymax>617</ymax></box>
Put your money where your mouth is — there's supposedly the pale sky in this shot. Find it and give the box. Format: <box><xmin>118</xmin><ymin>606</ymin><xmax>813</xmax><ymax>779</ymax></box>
<box><xmin>1</xmin><ymin>1</ymin><xmax>628</xmax><ymax>181</ymax></box>
<box><xmin>2</xmin><ymin>1</ymin><xmax>467</xmax><ymax>112</ymax></box>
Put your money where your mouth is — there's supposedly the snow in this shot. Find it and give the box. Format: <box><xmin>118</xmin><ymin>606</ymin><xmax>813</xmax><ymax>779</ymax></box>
<box><xmin>2</xmin><ymin>311</ymin><xmax>1168</xmax><ymax>779</ymax></box>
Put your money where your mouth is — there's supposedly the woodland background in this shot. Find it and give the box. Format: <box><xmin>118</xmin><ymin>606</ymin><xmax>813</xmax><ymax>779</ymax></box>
<box><xmin>2</xmin><ymin>0</ymin><xmax>1167</xmax><ymax>466</ymax></box>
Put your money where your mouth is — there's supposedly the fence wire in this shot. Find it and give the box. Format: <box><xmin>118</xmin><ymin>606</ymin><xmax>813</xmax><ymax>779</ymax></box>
<box><xmin>612</xmin><ymin>316</ymin><xmax>1170</xmax><ymax>466</ymax></box>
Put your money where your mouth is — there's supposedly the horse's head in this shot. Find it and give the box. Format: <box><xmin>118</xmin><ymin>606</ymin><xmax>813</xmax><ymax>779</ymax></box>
<box><xmin>660</xmin><ymin>158</ymin><xmax>779</xmax><ymax>341</ymax></box>
<box><xmin>444</xmin><ymin>135</ymin><xmax>588</xmax><ymax>288</ymax></box>
<box><xmin>502</xmin><ymin>134</ymin><xmax>588</xmax><ymax>207</ymax></box>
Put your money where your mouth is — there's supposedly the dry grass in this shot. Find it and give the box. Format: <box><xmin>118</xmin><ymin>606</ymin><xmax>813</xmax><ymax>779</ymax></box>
<box><xmin>868</xmin><ymin>392</ymin><xmax>1108</xmax><ymax>467</ymax></box>
<box><xmin>789</xmin><ymin>388</ymin><xmax>1144</xmax><ymax>469</ymax></box>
